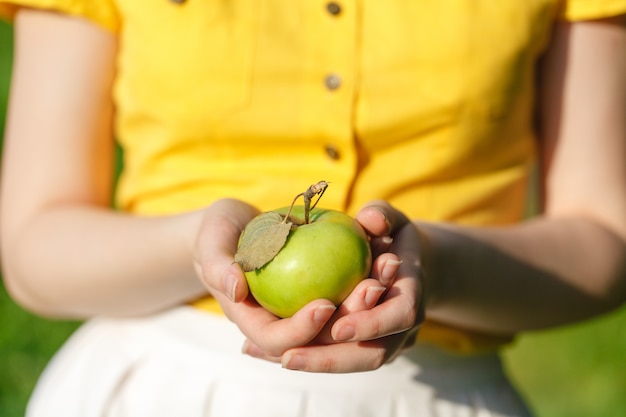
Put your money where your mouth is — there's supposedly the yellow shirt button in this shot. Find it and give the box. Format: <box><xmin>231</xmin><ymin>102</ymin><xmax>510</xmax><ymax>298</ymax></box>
<box><xmin>326</xmin><ymin>2</ymin><xmax>342</xmax><ymax>16</ymax></box>
<box><xmin>169</xmin><ymin>0</ymin><xmax>186</xmax><ymax>4</ymax></box>
<box><xmin>324</xmin><ymin>145</ymin><xmax>341</xmax><ymax>160</ymax></box>
<box><xmin>324</xmin><ymin>74</ymin><xmax>342</xmax><ymax>91</ymax></box>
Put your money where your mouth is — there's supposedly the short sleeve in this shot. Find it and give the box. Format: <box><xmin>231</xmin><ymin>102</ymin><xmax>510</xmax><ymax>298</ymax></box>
<box><xmin>0</xmin><ymin>0</ymin><xmax>120</xmax><ymax>32</ymax></box>
<box><xmin>558</xmin><ymin>0</ymin><xmax>626</xmax><ymax>21</ymax></box>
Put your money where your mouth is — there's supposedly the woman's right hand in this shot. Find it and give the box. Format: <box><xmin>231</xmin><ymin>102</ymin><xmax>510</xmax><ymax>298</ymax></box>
<box><xmin>192</xmin><ymin>199</ymin><xmax>341</xmax><ymax>357</ymax></box>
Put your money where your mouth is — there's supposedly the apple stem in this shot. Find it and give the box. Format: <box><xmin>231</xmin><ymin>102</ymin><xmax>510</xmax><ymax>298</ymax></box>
<box><xmin>282</xmin><ymin>180</ymin><xmax>329</xmax><ymax>224</ymax></box>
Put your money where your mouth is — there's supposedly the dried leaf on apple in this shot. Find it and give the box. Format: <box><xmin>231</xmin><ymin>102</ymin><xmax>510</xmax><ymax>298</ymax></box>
<box><xmin>234</xmin><ymin>211</ymin><xmax>293</xmax><ymax>272</ymax></box>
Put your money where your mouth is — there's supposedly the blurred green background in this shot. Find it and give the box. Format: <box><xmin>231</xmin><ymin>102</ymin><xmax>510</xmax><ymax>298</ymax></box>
<box><xmin>1</xmin><ymin>18</ymin><xmax>625</xmax><ymax>417</ymax></box>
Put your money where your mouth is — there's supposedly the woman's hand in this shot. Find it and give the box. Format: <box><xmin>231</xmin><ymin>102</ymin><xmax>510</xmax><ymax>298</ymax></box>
<box><xmin>195</xmin><ymin>199</ymin><xmax>412</xmax><ymax>366</ymax></box>
<box><xmin>243</xmin><ymin>201</ymin><xmax>427</xmax><ymax>373</ymax></box>
<box><xmin>193</xmin><ymin>199</ymin><xmax>382</xmax><ymax>356</ymax></box>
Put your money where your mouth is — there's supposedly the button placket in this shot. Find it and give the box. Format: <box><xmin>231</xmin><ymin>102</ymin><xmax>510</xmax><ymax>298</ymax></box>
<box><xmin>323</xmin><ymin>3</ymin><xmax>343</xmax><ymax>161</ymax></box>
<box><xmin>324</xmin><ymin>1</ymin><xmax>343</xmax><ymax>92</ymax></box>
<box><xmin>308</xmin><ymin>0</ymin><xmax>356</xmax><ymax>169</ymax></box>
<box><xmin>323</xmin><ymin>70</ymin><xmax>343</xmax><ymax>159</ymax></box>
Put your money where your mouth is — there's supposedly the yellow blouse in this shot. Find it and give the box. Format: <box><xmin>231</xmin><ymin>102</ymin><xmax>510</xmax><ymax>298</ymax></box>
<box><xmin>2</xmin><ymin>0</ymin><xmax>626</xmax><ymax>352</ymax></box>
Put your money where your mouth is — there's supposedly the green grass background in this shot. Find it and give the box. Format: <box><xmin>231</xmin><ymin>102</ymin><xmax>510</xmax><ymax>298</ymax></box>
<box><xmin>1</xmin><ymin>18</ymin><xmax>625</xmax><ymax>417</ymax></box>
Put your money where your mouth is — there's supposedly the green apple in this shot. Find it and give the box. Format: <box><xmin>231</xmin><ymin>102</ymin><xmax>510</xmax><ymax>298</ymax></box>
<box><xmin>243</xmin><ymin>206</ymin><xmax>372</xmax><ymax>318</ymax></box>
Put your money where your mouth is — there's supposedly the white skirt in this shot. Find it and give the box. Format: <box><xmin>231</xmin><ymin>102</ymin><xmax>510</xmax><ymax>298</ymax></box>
<box><xmin>27</xmin><ymin>306</ymin><xmax>532</xmax><ymax>417</ymax></box>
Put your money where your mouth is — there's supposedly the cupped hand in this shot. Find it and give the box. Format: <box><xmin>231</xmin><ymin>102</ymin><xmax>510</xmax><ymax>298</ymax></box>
<box><xmin>248</xmin><ymin>201</ymin><xmax>426</xmax><ymax>373</ymax></box>
<box><xmin>193</xmin><ymin>199</ymin><xmax>385</xmax><ymax>357</ymax></box>
<box><xmin>195</xmin><ymin>199</ymin><xmax>425</xmax><ymax>371</ymax></box>
<box><xmin>241</xmin><ymin>251</ymin><xmax>404</xmax><ymax>362</ymax></box>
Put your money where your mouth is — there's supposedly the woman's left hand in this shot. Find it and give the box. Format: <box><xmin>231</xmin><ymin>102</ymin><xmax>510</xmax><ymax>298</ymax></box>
<box><xmin>243</xmin><ymin>201</ymin><xmax>427</xmax><ymax>373</ymax></box>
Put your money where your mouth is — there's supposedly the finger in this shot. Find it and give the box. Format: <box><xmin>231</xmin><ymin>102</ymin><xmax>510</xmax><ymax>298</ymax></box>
<box><xmin>331</xmin><ymin>221</ymin><xmax>425</xmax><ymax>342</ymax></box>
<box><xmin>330</xmin><ymin>285</ymin><xmax>420</xmax><ymax>343</ymax></box>
<box><xmin>355</xmin><ymin>200</ymin><xmax>411</xmax><ymax>237</ymax></box>
<box><xmin>370</xmin><ymin>252</ymin><xmax>403</xmax><ymax>287</ymax></box>
<box><xmin>312</xmin><ymin>279</ymin><xmax>386</xmax><ymax>345</ymax></box>
<box><xmin>242</xmin><ymin>339</ymin><xmax>282</xmax><ymax>364</ymax></box>
<box><xmin>195</xmin><ymin>199</ymin><xmax>259</xmax><ymax>302</ymax></box>
<box><xmin>337</xmin><ymin>278</ymin><xmax>386</xmax><ymax>312</ymax></box>
<box><xmin>331</xmin><ymin>255</ymin><xmax>424</xmax><ymax>342</ymax></box>
<box><xmin>370</xmin><ymin>235</ymin><xmax>394</xmax><ymax>258</ymax></box>
<box><xmin>219</xmin><ymin>292</ymin><xmax>337</xmax><ymax>357</ymax></box>
<box><xmin>281</xmin><ymin>333</ymin><xmax>408</xmax><ymax>373</ymax></box>
<box><xmin>317</xmin><ymin>256</ymin><xmax>400</xmax><ymax>318</ymax></box>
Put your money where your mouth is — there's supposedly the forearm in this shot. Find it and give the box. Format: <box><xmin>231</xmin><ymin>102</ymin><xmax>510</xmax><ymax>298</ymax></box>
<box><xmin>420</xmin><ymin>216</ymin><xmax>626</xmax><ymax>334</ymax></box>
<box><xmin>2</xmin><ymin>205</ymin><xmax>208</xmax><ymax>318</ymax></box>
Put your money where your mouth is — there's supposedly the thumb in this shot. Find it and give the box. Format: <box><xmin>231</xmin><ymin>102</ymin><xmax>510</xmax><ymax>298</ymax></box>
<box><xmin>194</xmin><ymin>199</ymin><xmax>260</xmax><ymax>302</ymax></box>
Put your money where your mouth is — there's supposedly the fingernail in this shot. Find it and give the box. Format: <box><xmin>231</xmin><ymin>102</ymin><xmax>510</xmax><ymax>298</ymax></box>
<box><xmin>382</xmin><ymin>259</ymin><xmax>403</xmax><ymax>285</ymax></box>
<box><xmin>364</xmin><ymin>286</ymin><xmax>386</xmax><ymax>308</ymax></box>
<box><xmin>224</xmin><ymin>274</ymin><xmax>238</xmax><ymax>302</ymax></box>
<box><xmin>282</xmin><ymin>352</ymin><xmax>307</xmax><ymax>370</ymax></box>
<box><xmin>333</xmin><ymin>324</ymin><xmax>356</xmax><ymax>341</ymax></box>
<box><xmin>313</xmin><ymin>305</ymin><xmax>337</xmax><ymax>324</ymax></box>
<box><xmin>241</xmin><ymin>340</ymin><xmax>264</xmax><ymax>359</ymax></box>
<box><xmin>372</xmin><ymin>207</ymin><xmax>392</xmax><ymax>232</ymax></box>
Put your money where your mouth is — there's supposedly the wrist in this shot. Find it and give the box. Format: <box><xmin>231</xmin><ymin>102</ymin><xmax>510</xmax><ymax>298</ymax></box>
<box><xmin>413</xmin><ymin>221</ymin><xmax>445</xmax><ymax>310</ymax></box>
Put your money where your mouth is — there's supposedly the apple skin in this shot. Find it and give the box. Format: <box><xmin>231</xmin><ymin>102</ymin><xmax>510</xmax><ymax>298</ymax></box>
<box><xmin>244</xmin><ymin>206</ymin><xmax>372</xmax><ymax>318</ymax></box>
